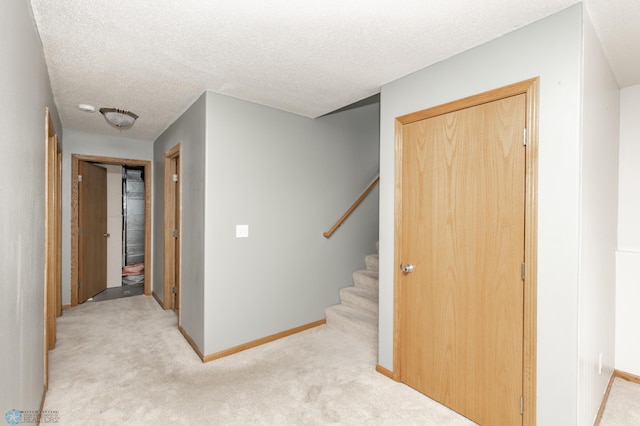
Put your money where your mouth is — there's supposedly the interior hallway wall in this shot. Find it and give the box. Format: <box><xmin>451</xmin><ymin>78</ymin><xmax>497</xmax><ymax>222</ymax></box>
<box><xmin>60</xmin><ymin>129</ymin><xmax>153</xmax><ymax>305</ymax></box>
<box><xmin>0</xmin><ymin>0</ymin><xmax>62</xmax><ymax>416</ymax></box>
<box><xmin>153</xmin><ymin>93</ymin><xmax>207</xmax><ymax>349</ymax></box>
<box><xmin>576</xmin><ymin>9</ymin><xmax>619</xmax><ymax>425</ymax></box>
<box><xmin>203</xmin><ymin>92</ymin><xmax>379</xmax><ymax>356</ymax></box>
<box><xmin>616</xmin><ymin>84</ymin><xmax>640</xmax><ymax>377</ymax></box>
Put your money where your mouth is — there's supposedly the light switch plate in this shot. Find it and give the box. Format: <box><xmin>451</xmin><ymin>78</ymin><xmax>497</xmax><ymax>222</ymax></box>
<box><xmin>236</xmin><ymin>224</ymin><xmax>249</xmax><ymax>238</ymax></box>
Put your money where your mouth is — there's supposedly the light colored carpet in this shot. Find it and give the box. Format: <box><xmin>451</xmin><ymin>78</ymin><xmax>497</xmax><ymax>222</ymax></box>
<box><xmin>44</xmin><ymin>295</ymin><xmax>475</xmax><ymax>425</ymax></box>
<box><xmin>600</xmin><ymin>377</ymin><xmax>640</xmax><ymax>425</ymax></box>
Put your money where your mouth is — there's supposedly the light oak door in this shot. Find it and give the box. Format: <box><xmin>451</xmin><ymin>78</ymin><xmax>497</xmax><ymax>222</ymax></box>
<box><xmin>163</xmin><ymin>144</ymin><xmax>181</xmax><ymax>315</ymax></box>
<box><xmin>78</xmin><ymin>161</ymin><xmax>108</xmax><ymax>303</ymax></box>
<box><xmin>45</xmin><ymin>112</ymin><xmax>61</xmax><ymax>351</ymax></box>
<box><xmin>398</xmin><ymin>93</ymin><xmax>526</xmax><ymax>425</ymax></box>
<box><xmin>172</xmin><ymin>156</ymin><xmax>181</xmax><ymax>313</ymax></box>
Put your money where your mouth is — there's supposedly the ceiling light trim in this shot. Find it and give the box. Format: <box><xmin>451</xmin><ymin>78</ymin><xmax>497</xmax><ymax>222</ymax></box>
<box><xmin>99</xmin><ymin>108</ymin><xmax>139</xmax><ymax>129</ymax></box>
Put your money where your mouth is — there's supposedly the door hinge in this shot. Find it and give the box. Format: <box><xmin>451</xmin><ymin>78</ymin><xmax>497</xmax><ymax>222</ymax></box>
<box><xmin>172</xmin><ymin>286</ymin><xmax>177</xmax><ymax>294</ymax></box>
<box><xmin>78</xmin><ymin>282</ymin><xmax>81</xmax><ymax>289</ymax></box>
<box><xmin>172</xmin><ymin>174</ymin><xmax>178</xmax><ymax>182</ymax></box>
<box><xmin>78</xmin><ymin>174</ymin><xmax>83</xmax><ymax>182</ymax></box>
<box><xmin>78</xmin><ymin>227</ymin><xmax>82</xmax><ymax>236</ymax></box>
<box><xmin>520</xmin><ymin>395</ymin><xmax>524</xmax><ymax>414</ymax></box>
<box><xmin>523</xmin><ymin>128</ymin><xmax>527</xmax><ymax>146</ymax></box>
<box><xmin>521</xmin><ymin>263</ymin><xmax>525</xmax><ymax>280</ymax></box>
<box><xmin>173</xmin><ymin>229</ymin><xmax>178</xmax><ymax>238</ymax></box>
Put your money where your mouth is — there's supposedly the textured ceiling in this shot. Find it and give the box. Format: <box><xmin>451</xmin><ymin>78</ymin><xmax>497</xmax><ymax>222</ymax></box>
<box><xmin>30</xmin><ymin>0</ymin><xmax>640</xmax><ymax>141</ymax></box>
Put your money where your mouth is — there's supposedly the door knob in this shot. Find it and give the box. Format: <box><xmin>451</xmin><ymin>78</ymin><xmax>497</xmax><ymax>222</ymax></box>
<box><xmin>103</xmin><ymin>233</ymin><xmax>110</xmax><ymax>238</ymax></box>
<box><xmin>401</xmin><ymin>263</ymin><xmax>414</xmax><ymax>273</ymax></box>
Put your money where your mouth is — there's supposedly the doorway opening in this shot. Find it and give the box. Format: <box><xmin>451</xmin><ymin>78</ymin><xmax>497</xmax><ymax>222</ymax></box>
<box><xmin>70</xmin><ymin>155</ymin><xmax>151</xmax><ymax>306</ymax></box>
<box><xmin>91</xmin><ymin>164</ymin><xmax>146</xmax><ymax>302</ymax></box>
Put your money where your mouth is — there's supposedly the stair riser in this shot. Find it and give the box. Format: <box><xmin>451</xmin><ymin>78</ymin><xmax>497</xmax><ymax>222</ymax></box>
<box><xmin>365</xmin><ymin>254</ymin><xmax>379</xmax><ymax>272</ymax></box>
<box><xmin>325</xmin><ymin>242</ymin><xmax>380</xmax><ymax>348</ymax></box>
<box><xmin>352</xmin><ymin>271</ymin><xmax>378</xmax><ymax>292</ymax></box>
<box><xmin>339</xmin><ymin>289</ymin><xmax>378</xmax><ymax>316</ymax></box>
<box><xmin>325</xmin><ymin>308</ymin><xmax>377</xmax><ymax>346</ymax></box>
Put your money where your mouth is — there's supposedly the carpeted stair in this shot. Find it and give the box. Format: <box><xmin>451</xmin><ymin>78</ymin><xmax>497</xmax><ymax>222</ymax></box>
<box><xmin>325</xmin><ymin>242</ymin><xmax>379</xmax><ymax>347</ymax></box>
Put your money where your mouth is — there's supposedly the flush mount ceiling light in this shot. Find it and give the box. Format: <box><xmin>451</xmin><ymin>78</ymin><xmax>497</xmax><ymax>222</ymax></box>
<box><xmin>99</xmin><ymin>107</ymin><xmax>139</xmax><ymax>129</ymax></box>
<box><xmin>78</xmin><ymin>104</ymin><xmax>96</xmax><ymax>113</ymax></box>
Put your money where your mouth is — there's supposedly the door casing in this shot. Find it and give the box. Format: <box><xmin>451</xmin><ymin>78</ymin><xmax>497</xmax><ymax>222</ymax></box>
<box><xmin>163</xmin><ymin>143</ymin><xmax>181</xmax><ymax>320</ymax></box>
<box><xmin>70</xmin><ymin>154</ymin><xmax>152</xmax><ymax>306</ymax></box>
<box><xmin>393</xmin><ymin>78</ymin><xmax>539</xmax><ymax>425</ymax></box>
<box><xmin>44</xmin><ymin>107</ymin><xmax>61</xmax><ymax>387</ymax></box>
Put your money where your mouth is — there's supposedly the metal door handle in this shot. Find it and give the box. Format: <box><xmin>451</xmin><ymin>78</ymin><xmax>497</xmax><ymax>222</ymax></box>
<box><xmin>104</xmin><ymin>233</ymin><xmax>110</xmax><ymax>238</ymax></box>
<box><xmin>401</xmin><ymin>263</ymin><xmax>414</xmax><ymax>273</ymax></box>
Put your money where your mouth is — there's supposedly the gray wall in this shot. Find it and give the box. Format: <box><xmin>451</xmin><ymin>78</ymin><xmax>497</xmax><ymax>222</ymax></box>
<box><xmin>616</xmin><ymin>85</ymin><xmax>640</xmax><ymax>377</ymax></box>
<box><xmin>577</xmin><ymin>10</ymin><xmax>620</xmax><ymax>425</ymax></box>
<box><xmin>203</xmin><ymin>92</ymin><xmax>379</xmax><ymax>355</ymax></box>
<box><xmin>60</xmin><ymin>130</ymin><xmax>153</xmax><ymax>305</ymax></box>
<box><xmin>153</xmin><ymin>94</ymin><xmax>207</xmax><ymax>349</ymax></box>
<box><xmin>0</xmin><ymin>0</ymin><xmax>62</xmax><ymax>415</ymax></box>
<box><xmin>379</xmin><ymin>6</ymin><xmax>585</xmax><ymax>425</ymax></box>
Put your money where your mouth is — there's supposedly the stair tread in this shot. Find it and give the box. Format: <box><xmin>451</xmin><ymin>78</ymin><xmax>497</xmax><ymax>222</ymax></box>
<box><xmin>340</xmin><ymin>286</ymin><xmax>378</xmax><ymax>302</ymax></box>
<box><xmin>325</xmin><ymin>304</ymin><xmax>378</xmax><ymax>346</ymax></box>
<box><xmin>326</xmin><ymin>303</ymin><xmax>377</xmax><ymax>325</ymax></box>
<box><xmin>354</xmin><ymin>269</ymin><xmax>378</xmax><ymax>277</ymax></box>
<box><xmin>352</xmin><ymin>269</ymin><xmax>379</xmax><ymax>292</ymax></box>
<box><xmin>339</xmin><ymin>286</ymin><xmax>378</xmax><ymax>316</ymax></box>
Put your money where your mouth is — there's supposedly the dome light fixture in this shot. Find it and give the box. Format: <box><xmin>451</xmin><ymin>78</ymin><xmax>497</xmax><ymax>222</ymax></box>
<box><xmin>99</xmin><ymin>107</ymin><xmax>139</xmax><ymax>129</ymax></box>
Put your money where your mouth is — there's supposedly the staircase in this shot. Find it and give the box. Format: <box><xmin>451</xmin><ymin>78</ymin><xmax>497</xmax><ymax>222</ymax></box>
<box><xmin>325</xmin><ymin>242</ymin><xmax>379</xmax><ymax>347</ymax></box>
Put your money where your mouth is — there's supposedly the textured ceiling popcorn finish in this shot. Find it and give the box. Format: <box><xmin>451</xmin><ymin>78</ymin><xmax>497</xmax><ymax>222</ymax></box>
<box><xmin>30</xmin><ymin>0</ymin><xmax>640</xmax><ymax>141</ymax></box>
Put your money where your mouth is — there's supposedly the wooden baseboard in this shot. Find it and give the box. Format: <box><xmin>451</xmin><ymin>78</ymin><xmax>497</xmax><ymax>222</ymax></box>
<box><xmin>595</xmin><ymin>369</ymin><xmax>640</xmax><ymax>425</ymax></box>
<box><xmin>38</xmin><ymin>384</ymin><xmax>47</xmax><ymax>425</ymax></box>
<box><xmin>178</xmin><ymin>325</ymin><xmax>205</xmax><ymax>361</ymax></box>
<box><xmin>594</xmin><ymin>371</ymin><xmax>616</xmax><ymax>425</ymax></box>
<box><xmin>61</xmin><ymin>304</ymin><xmax>71</xmax><ymax>310</ymax></box>
<box><xmin>375</xmin><ymin>364</ymin><xmax>395</xmax><ymax>380</ymax></box>
<box><xmin>202</xmin><ymin>319</ymin><xmax>327</xmax><ymax>363</ymax></box>
<box><xmin>615</xmin><ymin>369</ymin><xmax>640</xmax><ymax>384</ymax></box>
<box><xmin>151</xmin><ymin>291</ymin><xmax>164</xmax><ymax>308</ymax></box>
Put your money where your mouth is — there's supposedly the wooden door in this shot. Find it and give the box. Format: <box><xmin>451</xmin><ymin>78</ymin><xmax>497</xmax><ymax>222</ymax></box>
<box><xmin>397</xmin><ymin>93</ymin><xmax>526</xmax><ymax>425</ymax></box>
<box><xmin>56</xmin><ymin>144</ymin><xmax>62</xmax><ymax>317</ymax></box>
<box><xmin>45</xmin><ymin>112</ymin><xmax>60</xmax><ymax>351</ymax></box>
<box><xmin>44</xmin><ymin>108</ymin><xmax>61</xmax><ymax>388</ymax></box>
<box><xmin>164</xmin><ymin>144</ymin><xmax>181</xmax><ymax>314</ymax></box>
<box><xmin>173</xmin><ymin>156</ymin><xmax>181</xmax><ymax>314</ymax></box>
<box><xmin>78</xmin><ymin>161</ymin><xmax>108</xmax><ymax>303</ymax></box>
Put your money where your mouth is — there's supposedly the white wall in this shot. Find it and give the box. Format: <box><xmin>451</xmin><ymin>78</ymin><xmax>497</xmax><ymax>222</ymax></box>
<box><xmin>153</xmin><ymin>93</ymin><xmax>207</xmax><ymax>349</ymax></box>
<box><xmin>61</xmin><ymin>130</ymin><xmax>153</xmax><ymax>304</ymax></box>
<box><xmin>203</xmin><ymin>92</ymin><xmax>379</xmax><ymax>355</ymax></box>
<box><xmin>577</xmin><ymin>10</ymin><xmax>620</xmax><ymax>425</ymax></box>
<box><xmin>104</xmin><ymin>165</ymin><xmax>123</xmax><ymax>288</ymax></box>
<box><xmin>616</xmin><ymin>84</ymin><xmax>640</xmax><ymax>376</ymax></box>
<box><xmin>0</xmin><ymin>0</ymin><xmax>62</xmax><ymax>415</ymax></box>
<box><xmin>379</xmin><ymin>6</ymin><xmax>583</xmax><ymax>425</ymax></box>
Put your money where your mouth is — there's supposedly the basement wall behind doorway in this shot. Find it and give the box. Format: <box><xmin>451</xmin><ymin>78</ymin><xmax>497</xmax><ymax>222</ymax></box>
<box><xmin>122</xmin><ymin>165</ymin><xmax>145</xmax><ymax>285</ymax></box>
